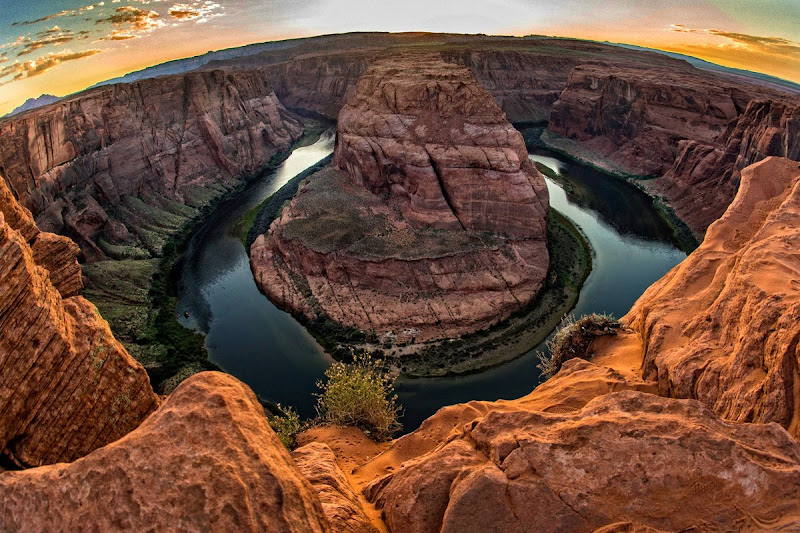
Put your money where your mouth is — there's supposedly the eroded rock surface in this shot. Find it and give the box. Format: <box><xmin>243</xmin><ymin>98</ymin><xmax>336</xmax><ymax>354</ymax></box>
<box><xmin>0</xmin><ymin>372</ymin><xmax>331</xmax><ymax>533</ymax></box>
<box><xmin>365</xmin><ymin>390</ymin><xmax>800</xmax><ymax>533</ymax></box>
<box><xmin>654</xmin><ymin>99</ymin><xmax>800</xmax><ymax>232</ymax></box>
<box><xmin>547</xmin><ymin>63</ymin><xmax>799</xmax><ymax>235</ymax></box>
<box><xmin>620</xmin><ymin>157</ymin><xmax>800</xmax><ymax>437</ymax></box>
<box><xmin>251</xmin><ymin>54</ymin><xmax>549</xmax><ymax>342</ymax></box>
<box><xmin>0</xmin><ymin>69</ymin><xmax>303</xmax><ymax>260</ymax></box>
<box><xmin>0</xmin><ymin>177</ymin><xmax>159</xmax><ymax>467</ymax></box>
<box><xmin>293</xmin><ymin>442</ymin><xmax>378</xmax><ymax>533</ymax></box>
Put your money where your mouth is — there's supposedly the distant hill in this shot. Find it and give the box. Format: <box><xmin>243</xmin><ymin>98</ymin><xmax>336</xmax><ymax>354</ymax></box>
<box><xmin>5</xmin><ymin>94</ymin><xmax>61</xmax><ymax>118</ymax></box>
<box><xmin>88</xmin><ymin>38</ymin><xmax>309</xmax><ymax>88</ymax></box>
<box><xmin>611</xmin><ymin>43</ymin><xmax>800</xmax><ymax>94</ymax></box>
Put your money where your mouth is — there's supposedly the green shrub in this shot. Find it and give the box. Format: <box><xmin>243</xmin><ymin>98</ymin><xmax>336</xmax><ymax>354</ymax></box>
<box><xmin>269</xmin><ymin>404</ymin><xmax>302</xmax><ymax>449</ymax></box>
<box><xmin>315</xmin><ymin>352</ymin><xmax>401</xmax><ymax>441</ymax></box>
<box><xmin>537</xmin><ymin>313</ymin><xmax>621</xmax><ymax>379</ymax></box>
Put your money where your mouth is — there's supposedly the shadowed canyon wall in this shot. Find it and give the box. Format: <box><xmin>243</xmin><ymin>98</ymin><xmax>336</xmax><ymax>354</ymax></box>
<box><xmin>0</xmin><ymin>69</ymin><xmax>303</xmax><ymax>261</ymax></box>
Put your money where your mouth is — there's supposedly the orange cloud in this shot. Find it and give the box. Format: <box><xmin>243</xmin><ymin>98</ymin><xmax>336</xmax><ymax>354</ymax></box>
<box><xmin>0</xmin><ymin>49</ymin><xmax>103</xmax><ymax>86</ymax></box>
<box><xmin>98</xmin><ymin>6</ymin><xmax>163</xmax><ymax>31</ymax></box>
<box><xmin>669</xmin><ymin>25</ymin><xmax>800</xmax><ymax>57</ymax></box>
<box><xmin>168</xmin><ymin>2</ymin><xmax>223</xmax><ymax>24</ymax></box>
<box><xmin>11</xmin><ymin>3</ymin><xmax>107</xmax><ymax>26</ymax></box>
<box><xmin>17</xmin><ymin>32</ymin><xmax>76</xmax><ymax>56</ymax></box>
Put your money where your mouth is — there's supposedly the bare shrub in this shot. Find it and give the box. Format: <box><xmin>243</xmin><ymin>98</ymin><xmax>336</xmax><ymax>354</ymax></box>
<box><xmin>537</xmin><ymin>313</ymin><xmax>621</xmax><ymax>379</ymax></box>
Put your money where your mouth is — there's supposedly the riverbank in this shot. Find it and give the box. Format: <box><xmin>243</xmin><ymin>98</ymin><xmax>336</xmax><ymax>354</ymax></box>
<box><xmin>520</xmin><ymin>126</ymin><xmax>699</xmax><ymax>253</ymax></box>
<box><xmin>81</xmin><ymin>122</ymin><xmax>325</xmax><ymax>392</ymax></box>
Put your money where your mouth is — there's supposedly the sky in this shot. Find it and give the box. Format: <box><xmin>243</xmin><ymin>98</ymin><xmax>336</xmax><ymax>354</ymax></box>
<box><xmin>0</xmin><ymin>0</ymin><xmax>798</xmax><ymax>115</ymax></box>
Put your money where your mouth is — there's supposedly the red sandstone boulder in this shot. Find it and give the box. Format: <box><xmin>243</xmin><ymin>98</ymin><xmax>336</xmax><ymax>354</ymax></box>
<box><xmin>618</xmin><ymin>157</ymin><xmax>800</xmax><ymax>437</ymax></box>
<box><xmin>366</xmin><ymin>390</ymin><xmax>800</xmax><ymax>532</ymax></box>
<box><xmin>293</xmin><ymin>442</ymin><xmax>378</xmax><ymax>533</ymax></box>
<box><xmin>0</xmin><ymin>372</ymin><xmax>331</xmax><ymax>532</ymax></box>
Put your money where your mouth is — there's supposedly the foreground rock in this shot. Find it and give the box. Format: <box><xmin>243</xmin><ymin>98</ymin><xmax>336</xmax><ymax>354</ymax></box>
<box><xmin>293</xmin><ymin>442</ymin><xmax>378</xmax><ymax>533</ymax></box>
<box><xmin>251</xmin><ymin>54</ymin><xmax>549</xmax><ymax>342</ymax></box>
<box><xmin>0</xmin><ymin>177</ymin><xmax>159</xmax><ymax>467</ymax></box>
<box><xmin>0</xmin><ymin>372</ymin><xmax>331</xmax><ymax>533</ymax></box>
<box><xmin>365</xmin><ymin>390</ymin><xmax>800</xmax><ymax>532</ymax></box>
<box><xmin>0</xmin><ymin>69</ymin><xmax>303</xmax><ymax>260</ymax></box>
<box><xmin>616</xmin><ymin>157</ymin><xmax>800</xmax><ymax>438</ymax></box>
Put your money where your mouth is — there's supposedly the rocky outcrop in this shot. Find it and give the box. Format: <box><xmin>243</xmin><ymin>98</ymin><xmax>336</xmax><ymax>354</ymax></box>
<box><xmin>653</xmin><ymin>99</ymin><xmax>800</xmax><ymax>232</ymax></box>
<box><xmin>251</xmin><ymin>55</ymin><xmax>549</xmax><ymax>342</ymax></box>
<box><xmin>0</xmin><ymin>177</ymin><xmax>159</xmax><ymax>467</ymax></box>
<box><xmin>0</xmin><ymin>372</ymin><xmax>331</xmax><ymax>532</ymax></box>
<box><xmin>293</xmin><ymin>442</ymin><xmax>378</xmax><ymax>533</ymax></box>
<box><xmin>365</xmin><ymin>389</ymin><xmax>800</xmax><ymax>532</ymax></box>
<box><xmin>0</xmin><ymin>69</ymin><xmax>303</xmax><ymax>260</ymax></box>
<box><xmin>548</xmin><ymin>63</ymin><xmax>757</xmax><ymax>177</ymax></box>
<box><xmin>615</xmin><ymin>157</ymin><xmax>800</xmax><ymax>437</ymax></box>
<box><xmin>547</xmin><ymin>63</ymin><xmax>799</xmax><ymax>235</ymax></box>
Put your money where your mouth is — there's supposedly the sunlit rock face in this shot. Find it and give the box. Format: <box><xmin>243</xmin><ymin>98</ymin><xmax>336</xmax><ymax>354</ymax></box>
<box><xmin>618</xmin><ymin>157</ymin><xmax>800</xmax><ymax>438</ymax></box>
<box><xmin>0</xmin><ymin>176</ymin><xmax>159</xmax><ymax>468</ymax></box>
<box><xmin>0</xmin><ymin>69</ymin><xmax>303</xmax><ymax>260</ymax></box>
<box><xmin>0</xmin><ymin>372</ymin><xmax>332</xmax><ymax>533</ymax></box>
<box><xmin>250</xmin><ymin>54</ymin><xmax>549</xmax><ymax>343</ymax></box>
<box><xmin>366</xmin><ymin>388</ymin><xmax>800</xmax><ymax>533</ymax></box>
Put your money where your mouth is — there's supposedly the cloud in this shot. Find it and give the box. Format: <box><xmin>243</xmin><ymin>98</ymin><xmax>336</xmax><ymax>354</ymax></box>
<box><xmin>17</xmin><ymin>31</ymin><xmax>76</xmax><ymax>56</ymax></box>
<box><xmin>0</xmin><ymin>49</ymin><xmax>102</xmax><ymax>86</ymax></box>
<box><xmin>97</xmin><ymin>6</ymin><xmax>164</xmax><ymax>32</ymax></box>
<box><xmin>11</xmin><ymin>3</ymin><xmax>107</xmax><ymax>26</ymax></box>
<box><xmin>168</xmin><ymin>1</ymin><xmax>223</xmax><ymax>23</ymax></box>
<box><xmin>669</xmin><ymin>25</ymin><xmax>800</xmax><ymax>57</ymax></box>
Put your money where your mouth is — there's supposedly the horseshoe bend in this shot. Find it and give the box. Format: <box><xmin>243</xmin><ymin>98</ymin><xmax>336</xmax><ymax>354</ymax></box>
<box><xmin>0</xmin><ymin>27</ymin><xmax>799</xmax><ymax>533</ymax></box>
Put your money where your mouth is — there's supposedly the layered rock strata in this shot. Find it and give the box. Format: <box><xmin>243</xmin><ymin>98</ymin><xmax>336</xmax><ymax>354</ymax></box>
<box><xmin>614</xmin><ymin>157</ymin><xmax>800</xmax><ymax>437</ymax></box>
<box><xmin>0</xmin><ymin>177</ymin><xmax>159</xmax><ymax>467</ymax></box>
<box><xmin>653</xmin><ymin>99</ymin><xmax>800</xmax><ymax>232</ymax></box>
<box><xmin>0</xmin><ymin>372</ymin><xmax>331</xmax><ymax>532</ymax></box>
<box><xmin>547</xmin><ymin>63</ymin><xmax>799</xmax><ymax>235</ymax></box>
<box><xmin>0</xmin><ymin>69</ymin><xmax>303</xmax><ymax>260</ymax></box>
<box><xmin>251</xmin><ymin>55</ymin><xmax>549</xmax><ymax>342</ymax></box>
<box><xmin>293</xmin><ymin>442</ymin><xmax>378</xmax><ymax>533</ymax></box>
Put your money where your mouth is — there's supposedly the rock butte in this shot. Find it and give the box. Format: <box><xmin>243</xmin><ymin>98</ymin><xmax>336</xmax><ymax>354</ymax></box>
<box><xmin>0</xmin><ymin>176</ymin><xmax>159</xmax><ymax>468</ymax></box>
<box><xmin>250</xmin><ymin>54</ymin><xmax>549</xmax><ymax>342</ymax></box>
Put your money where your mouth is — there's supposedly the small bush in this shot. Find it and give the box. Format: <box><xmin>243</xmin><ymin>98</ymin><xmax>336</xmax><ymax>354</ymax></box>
<box><xmin>537</xmin><ymin>313</ymin><xmax>621</xmax><ymax>379</ymax></box>
<box><xmin>269</xmin><ymin>404</ymin><xmax>302</xmax><ymax>449</ymax></box>
<box><xmin>315</xmin><ymin>352</ymin><xmax>401</xmax><ymax>441</ymax></box>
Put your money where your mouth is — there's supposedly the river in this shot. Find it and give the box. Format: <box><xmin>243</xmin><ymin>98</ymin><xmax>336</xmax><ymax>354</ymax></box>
<box><xmin>175</xmin><ymin>134</ymin><xmax>686</xmax><ymax>430</ymax></box>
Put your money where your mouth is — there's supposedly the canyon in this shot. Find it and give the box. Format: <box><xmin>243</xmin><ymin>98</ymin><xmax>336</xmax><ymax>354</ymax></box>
<box><xmin>250</xmin><ymin>54</ymin><xmax>550</xmax><ymax>342</ymax></box>
<box><xmin>1</xmin><ymin>32</ymin><xmax>800</xmax><ymax>532</ymax></box>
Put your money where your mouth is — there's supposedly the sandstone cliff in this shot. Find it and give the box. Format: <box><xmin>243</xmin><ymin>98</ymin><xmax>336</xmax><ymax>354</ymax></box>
<box><xmin>602</xmin><ymin>157</ymin><xmax>800</xmax><ymax>437</ymax></box>
<box><xmin>0</xmin><ymin>69</ymin><xmax>303</xmax><ymax>260</ymax></box>
<box><xmin>0</xmin><ymin>372</ymin><xmax>332</xmax><ymax>532</ymax></box>
<box><xmin>250</xmin><ymin>55</ymin><xmax>549</xmax><ymax>342</ymax></box>
<box><xmin>547</xmin><ymin>63</ymin><xmax>799</xmax><ymax>235</ymax></box>
<box><xmin>0</xmin><ymin>177</ymin><xmax>159</xmax><ymax>467</ymax></box>
<box><xmin>653</xmin><ymin>99</ymin><xmax>800</xmax><ymax>232</ymax></box>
